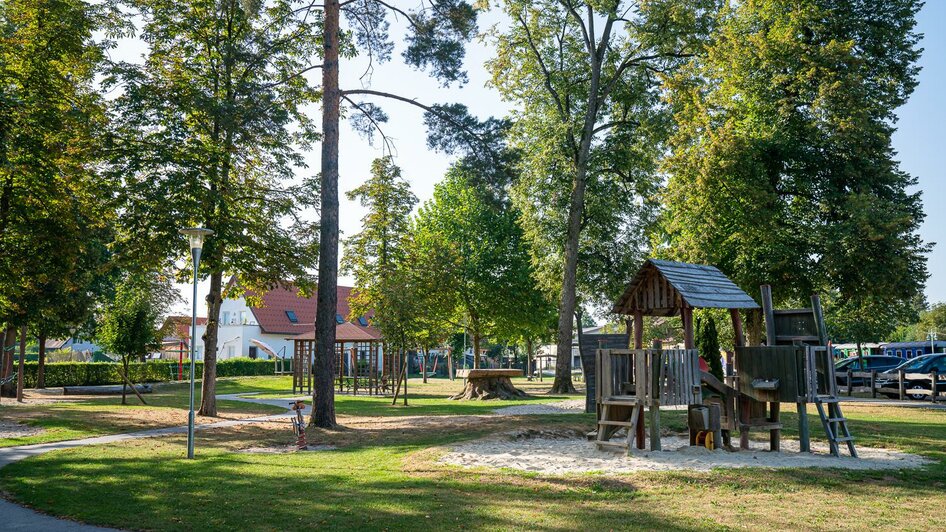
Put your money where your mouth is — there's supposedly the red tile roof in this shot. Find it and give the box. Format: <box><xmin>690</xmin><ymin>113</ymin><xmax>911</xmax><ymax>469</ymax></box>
<box><xmin>291</xmin><ymin>321</ymin><xmax>383</xmax><ymax>342</ymax></box>
<box><xmin>245</xmin><ymin>284</ymin><xmax>360</xmax><ymax>335</ymax></box>
<box><xmin>161</xmin><ymin>316</ymin><xmax>208</xmax><ymax>339</ymax></box>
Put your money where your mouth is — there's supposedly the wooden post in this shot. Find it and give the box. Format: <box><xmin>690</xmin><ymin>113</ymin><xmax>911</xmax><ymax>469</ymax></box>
<box><xmin>633</xmin><ymin>311</ymin><xmax>643</xmax><ymax>349</ymax></box>
<box><xmin>847</xmin><ymin>369</ymin><xmax>854</xmax><ymax>396</ymax></box>
<box><xmin>649</xmin><ymin>350</ymin><xmax>661</xmax><ymax>451</ymax></box>
<box><xmin>768</xmin><ymin>402</ymin><xmax>780</xmax><ymax>451</ymax></box>
<box><xmin>682</xmin><ymin>306</ymin><xmax>695</xmax><ymax>349</ymax></box>
<box><xmin>760</xmin><ymin>285</ymin><xmax>776</xmax><ymax>345</ymax></box>
<box><xmin>898</xmin><ymin>369</ymin><xmax>906</xmax><ymax>401</ymax></box>
<box><xmin>871</xmin><ymin>370</ymin><xmax>877</xmax><ymax>399</ymax></box>
<box><xmin>797</xmin><ymin>402</ymin><xmax>810</xmax><ymax>452</ymax></box>
<box><xmin>810</xmin><ymin>294</ymin><xmax>829</xmax><ymax>346</ymax></box>
<box><xmin>931</xmin><ymin>369</ymin><xmax>938</xmax><ymax>403</ymax></box>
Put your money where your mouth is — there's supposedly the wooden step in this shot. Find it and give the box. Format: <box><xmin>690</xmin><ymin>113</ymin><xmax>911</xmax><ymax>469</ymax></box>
<box><xmin>835</xmin><ymin>436</ymin><xmax>855</xmax><ymax>443</ymax></box>
<box><xmin>826</xmin><ymin>417</ymin><xmax>846</xmax><ymax>423</ymax></box>
<box><xmin>814</xmin><ymin>395</ymin><xmax>839</xmax><ymax>403</ymax></box>
<box><xmin>598</xmin><ymin>420</ymin><xmax>633</xmax><ymax>427</ymax></box>
<box><xmin>601</xmin><ymin>395</ymin><xmax>638</xmax><ymax>406</ymax></box>
<box><xmin>595</xmin><ymin>440</ymin><xmax>628</xmax><ymax>448</ymax></box>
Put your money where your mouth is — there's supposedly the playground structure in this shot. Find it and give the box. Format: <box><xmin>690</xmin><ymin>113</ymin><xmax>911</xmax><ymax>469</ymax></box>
<box><xmin>595</xmin><ymin>259</ymin><xmax>856</xmax><ymax>457</ymax></box>
<box><xmin>291</xmin><ymin>322</ymin><xmax>398</xmax><ymax>396</ymax></box>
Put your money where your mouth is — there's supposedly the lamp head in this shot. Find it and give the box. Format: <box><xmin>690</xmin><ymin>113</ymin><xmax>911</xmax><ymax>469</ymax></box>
<box><xmin>179</xmin><ymin>227</ymin><xmax>214</xmax><ymax>251</ymax></box>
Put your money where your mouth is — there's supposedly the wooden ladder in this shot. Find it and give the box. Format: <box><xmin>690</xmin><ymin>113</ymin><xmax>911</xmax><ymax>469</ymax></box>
<box><xmin>813</xmin><ymin>395</ymin><xmax>857</xmax><ymax>458</ymax></box>
<box><xmin>595</xmin><ymin>399</ymin><xmax>643</xmax><ymax>454</ymax></box>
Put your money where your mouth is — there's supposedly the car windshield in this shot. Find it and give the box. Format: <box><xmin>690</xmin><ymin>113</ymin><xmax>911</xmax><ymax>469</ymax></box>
<box><xmin>897</xmin><ymin>356</ymin><xmax>933</xmax><ymax>372</ymax></box>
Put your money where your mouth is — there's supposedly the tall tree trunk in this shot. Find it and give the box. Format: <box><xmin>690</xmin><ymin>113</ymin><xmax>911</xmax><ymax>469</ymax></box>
<box><xmin>447</xmin><ymin>347</ymin><xmax>454</xmax><ymax>381</ymax></box>
<box><xmin>1</xmin><ymin>325</ymin><xmax>14</xmax><ymax>398</ymax></box>
<box><xmin>36</xmin><ymin>332</ymin><xmax>46</xmax><ymax>388</ymax></box>
<box><xmin>526</xmin><ymin>337</ymin><xmax>533</xmax><ymax>380</ymax></box>
<box><xmin>199</xmin><ymin>270</ymin><xmax>223</xmax><ymax>416</ymax></box>
<box><xmin>311</xmin><ymin>0</ymin><xmax>340</xmax><ymax>428</ymax></box>
<box><xmin>16</xmin><ymin>324</ymin><xmax>25</xmax><ymax>402</ymax></box>
<box><xmin>747</xmin><ymin>309</ymin><xmax>763</xmax><ymax>346</ymax></box>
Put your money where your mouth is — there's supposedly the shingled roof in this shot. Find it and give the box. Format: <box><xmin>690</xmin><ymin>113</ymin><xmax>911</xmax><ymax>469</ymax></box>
<box><xmin>612</xmin><ymin>259</ymin><xmax>759</xmax><ymax>316</ymax></box>
<box><xmin>244</xmin><ymin>284</ymin><xmax>354</xmax><ymax>335</ymax></box>
<box><xmin>290</xmin><ymin>321</ymin><xmax>382</xmax><ymax>343</ymax></box>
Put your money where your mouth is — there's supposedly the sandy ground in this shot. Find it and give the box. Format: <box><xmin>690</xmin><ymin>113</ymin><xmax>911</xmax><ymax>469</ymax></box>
<box><xmin>493</xmin><ymin>399</ymin><xmax>586</xmax><ymax>415</ymax></box>
<box><xmin>440</xmin><ymin>430</ymin><xmax>930</xmax><ymax>474</ymax></box>
<box><xmin>0</xmin><ymin>421</ymin><xmax>43</xmax><ymax>439</ymax></box>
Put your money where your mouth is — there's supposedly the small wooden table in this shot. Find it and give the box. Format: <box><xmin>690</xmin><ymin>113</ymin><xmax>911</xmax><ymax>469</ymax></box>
<box><xmin>452</xmin><ymin>369</ymin><xmax>529</xmax><ymax>400</ymax></box>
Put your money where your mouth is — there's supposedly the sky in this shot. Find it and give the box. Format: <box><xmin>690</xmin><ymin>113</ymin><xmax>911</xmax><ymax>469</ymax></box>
<box><xmin>159</xmin><ymin>3</ymin><xmax>944</xmax><ymax>317</ymax></box>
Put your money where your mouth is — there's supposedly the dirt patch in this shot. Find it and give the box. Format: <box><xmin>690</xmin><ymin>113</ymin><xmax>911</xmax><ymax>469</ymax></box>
<box><xmin>440</xmin><ymin>430</ymin><xmax>931</xmax><ymax>474</ymax></box>
<box><xmin>493</xmin><ymin>400</ymin><xmax>586</xmax><ymax>415</ymax></box>
<box><xmin>0</xmin><ymin>421</ymin><xmax>43</xmax><ymax>439</ymax></box>
<box><xmin>237</xmin><ymin>444</ymin><xmax>338</xmax><ymax>454</ymax></box>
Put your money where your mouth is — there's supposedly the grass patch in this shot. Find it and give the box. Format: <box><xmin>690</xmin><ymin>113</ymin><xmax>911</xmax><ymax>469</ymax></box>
<box><xmin>4</xmin><ymin>376</ymin><xmax>944</xmax><ymax>530</ymax></box>
<box><xmin>0</xmin><ymin>381</ymin><xmax>286</xmax><ymax>447</ymax></box>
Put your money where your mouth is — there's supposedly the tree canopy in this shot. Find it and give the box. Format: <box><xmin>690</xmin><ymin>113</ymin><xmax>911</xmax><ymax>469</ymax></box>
<box><xmin>659</xmin><ymin>0</ymin><xmax>928</xmax><ymax>344</ymax></box>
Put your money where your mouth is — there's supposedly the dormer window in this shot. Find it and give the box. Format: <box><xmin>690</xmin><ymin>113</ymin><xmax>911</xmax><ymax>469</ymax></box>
<box><xmin>357</xmin><ymin>316</ymin><xmax>368</xmax><ymax>326</ymax></box>
<box><xmin>286</xmin><ymin>310</ymin><xmax>298</xmax><ymax>323</ymax></box>
<box><xmin>335</xmin><ymin>313</ymin><xmax>344</xmax><ymax>324</ymax></box>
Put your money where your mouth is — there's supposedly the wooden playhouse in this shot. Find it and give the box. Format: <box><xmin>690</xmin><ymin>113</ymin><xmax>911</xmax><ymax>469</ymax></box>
<box><xmin>595</xmin><ymin>259</ymin><xmax>856</xmax><ymax>457</ymax></box>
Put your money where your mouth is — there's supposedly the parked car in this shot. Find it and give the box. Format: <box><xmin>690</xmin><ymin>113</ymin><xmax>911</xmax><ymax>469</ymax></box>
<box><xmin>834</xmin><ymin>355</ymin><xmax>906</xmax><ymax>387</ymax></box>
<box><xmin>874</xmin><ymin>354</ymin><xmax>946</xmax><ymax>400</ymax></box>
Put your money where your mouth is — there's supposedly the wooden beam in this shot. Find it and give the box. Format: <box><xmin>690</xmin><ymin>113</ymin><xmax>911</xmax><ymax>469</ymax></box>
<box><xmin>633</xmin><ymin>311</ymin><xmax>643</xmax><ymax>350</ymax></box>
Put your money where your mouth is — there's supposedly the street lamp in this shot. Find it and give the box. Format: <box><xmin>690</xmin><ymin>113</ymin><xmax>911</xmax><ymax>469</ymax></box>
<box><xmin>180</xmin><ymin>227</ymin><xmax>213</xmax><ymax>459</ymax></box>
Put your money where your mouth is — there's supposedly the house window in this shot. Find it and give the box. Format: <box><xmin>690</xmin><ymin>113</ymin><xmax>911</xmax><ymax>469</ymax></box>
<box><xmin>286</xmin><ymin>310</ymin><xmax>298</xmax><ymax>323</ymax></box>
<box><xmin>239</xmin><ymin>311</ymin><xmax>247</xmax><ymax>324</ymax></box>
<box><xmin>896</xmin><ymin>350</ymin><xmax>903</xmax><ymax>357</ymax></box>
<box><xmin>221</xmin><ymin>311</ymin><xmax>230</xmax><ymax>325</ymax></box>
<box><xmin>248</xmin><ymin>346</ymin><xmax>258</xmax><ymax>359</ymax></box>
<box><xmin>227</xmin><ymin>345</ymin><xmax>235</xmax><ymax>358</ymax></box>
<box><xmin>358</xmin><ymin>316</ymin><xmax>368</xmax><ymax>326</ymax></box>
<box><xmin>335</xmin><ymin>313</ymin><xmax>345</xmax><ymax>324</ymax></box>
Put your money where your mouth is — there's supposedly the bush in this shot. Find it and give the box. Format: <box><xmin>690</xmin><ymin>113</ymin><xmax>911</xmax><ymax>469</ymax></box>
<box><xmin>21</xmin><ymin>358</ymin><xmax>276</xmax><ymax>388</ymax></box>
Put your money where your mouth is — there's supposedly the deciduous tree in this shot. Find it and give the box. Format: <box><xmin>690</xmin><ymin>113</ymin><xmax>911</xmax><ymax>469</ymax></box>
<box><xmin>660</xmin><ymin>0</ymin><xmax>928</xmax><ymax>345</ymax></box>
<box><xmin>109</xmin><ymin>0</ymin><xmax>320</xmax><ymax>415</ymax></box>
<box><xmin>487</xmin><ymin>0</ymin><xmax>710</xmax><ymax>392</ymax></box>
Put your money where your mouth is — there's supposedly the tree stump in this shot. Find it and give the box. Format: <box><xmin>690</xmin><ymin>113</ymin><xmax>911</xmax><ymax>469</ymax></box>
<box><xmin>451</xmin><ymin>369</ymin><xmax>530</xmax><ymax>400</ymax></box>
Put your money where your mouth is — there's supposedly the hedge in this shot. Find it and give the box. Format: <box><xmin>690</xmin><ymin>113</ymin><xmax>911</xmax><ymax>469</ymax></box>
<box><xmin>20</xmin><ymin>358</ymin><xmax>277</xmax><ymax>388</ymax></box>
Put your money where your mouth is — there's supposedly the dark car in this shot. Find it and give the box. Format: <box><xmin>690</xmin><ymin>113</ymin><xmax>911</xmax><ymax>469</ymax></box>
<box><xmin>835</xmin><ymin>355</ymin><xmax>906</xmax><ymax>387</ymax></box>
<box><xmin>874</xmin><ymin>354</ymin><xmax>946</xmax><ymax>400</ymax></box>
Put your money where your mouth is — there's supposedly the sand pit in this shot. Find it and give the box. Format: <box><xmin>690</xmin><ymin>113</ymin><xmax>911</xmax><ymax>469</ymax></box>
<box><xmin>440</xmin><ymin>430</ymin><xmax>930</xmax><ymax>474</ymax></box>
<box><xmin>492</xmin><ymin>399</ymin><xmax>586</xmax><ymax>415</ymax></box>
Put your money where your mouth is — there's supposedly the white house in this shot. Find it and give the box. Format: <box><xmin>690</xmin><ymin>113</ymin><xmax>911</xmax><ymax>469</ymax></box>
<box><xmin>160</xmin><ymin>282</ymin><xmax>376</xmax><ymax>362</ymax></box>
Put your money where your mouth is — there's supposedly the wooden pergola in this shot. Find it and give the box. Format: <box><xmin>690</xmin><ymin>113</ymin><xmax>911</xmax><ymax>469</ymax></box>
<box><xmin>612</xmin><ymin>259</ymin><xmax>760</xmax><ymax>350</ymax></box>
<box><xmin>292</xmin><ymin>322</ymin><xmax>396</xmax><ymax>396</ymax></box>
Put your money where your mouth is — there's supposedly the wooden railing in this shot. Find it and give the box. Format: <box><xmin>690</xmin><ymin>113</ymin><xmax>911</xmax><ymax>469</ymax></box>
<box><xmin>596</xmin><ymin>349</ymin><xmax>701</xmax><ymax>407</ymax></box>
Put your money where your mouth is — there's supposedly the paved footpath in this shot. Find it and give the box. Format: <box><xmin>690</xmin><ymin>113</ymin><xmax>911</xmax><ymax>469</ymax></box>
<box><xmin>0</xmin><ymin>394</ymin><xmax>307</xmax><ymax>531</ymax></box>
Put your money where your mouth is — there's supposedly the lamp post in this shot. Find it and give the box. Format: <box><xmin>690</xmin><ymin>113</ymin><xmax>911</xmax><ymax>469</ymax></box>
<box><xmin>930</xmin><ymin>330</ymin><xmax>938</xmax><ymax>355</ymax></box>
<box><xmin>180</xmin><ymin>227</ymin><xmax>213</xmax><ymax>459</ymax></box>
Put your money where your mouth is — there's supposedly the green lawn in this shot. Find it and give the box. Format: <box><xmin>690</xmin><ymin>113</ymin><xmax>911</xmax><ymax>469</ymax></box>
<box><xmin>1</xmin><ymin>377</ymin><xmax>945</xmax><ymax>530</ymax></box>
<box><xmin>0</xmin><ymin>379</ymin><xmax>287</xmax><ymax>447</ymax></box>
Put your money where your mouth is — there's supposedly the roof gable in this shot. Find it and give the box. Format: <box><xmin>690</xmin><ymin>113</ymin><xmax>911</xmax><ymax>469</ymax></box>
<box><xmin>613</xmin><ymin>259</ymin><xmax>759</xmax><ymax>316</ymax></box>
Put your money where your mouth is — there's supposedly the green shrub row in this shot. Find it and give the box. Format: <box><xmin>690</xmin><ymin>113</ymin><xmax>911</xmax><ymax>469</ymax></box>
<box><xmin>20</xmin><ymin>358</ymin><xmax>276</xmax><ymax>388</ymax></box>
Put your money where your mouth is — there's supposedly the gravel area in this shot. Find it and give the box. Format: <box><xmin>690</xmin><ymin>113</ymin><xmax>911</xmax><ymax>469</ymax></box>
<box><xmin>492</xmin><ymin>399</ymin><xmax>586</xmax><ymax>415</ymax></box>
<box><xmin>440</xmin><ymin>431</ymin><xmax>930</xmax><ymax>474</ymax></box>
<box><xmin>0</xmin><ymin>421</ymin><xmax>43</xmax><ymax>439</ymax></box>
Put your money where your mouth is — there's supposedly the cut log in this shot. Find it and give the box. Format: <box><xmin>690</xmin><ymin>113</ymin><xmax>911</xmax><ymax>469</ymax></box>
<box><xmin>451</xmin><ymin>369</ymin><xmax>529</xmax><ymax>400</ymax></box>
